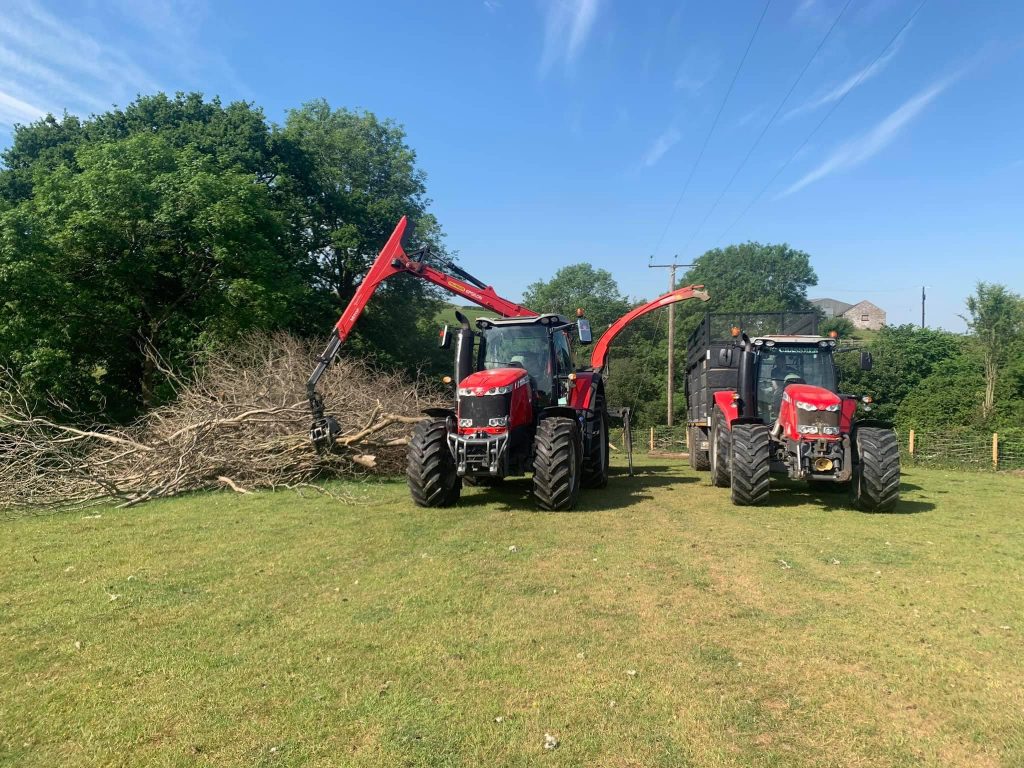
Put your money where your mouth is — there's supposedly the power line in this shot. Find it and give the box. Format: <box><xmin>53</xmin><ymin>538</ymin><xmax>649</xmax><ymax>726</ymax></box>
<box><xmin>678</xmin><ymin>0</ymin><xmax>855</xmax><ymax>256</ymax></box>
<box><xmin>649</xmin><ymin>0</ymin><xmax>773</xmax><ymax>259</ymax></box>
<box><xmin>716</xmin><ymin>0</ymin><xmax>930</xmax><ymax>245</ymax></box>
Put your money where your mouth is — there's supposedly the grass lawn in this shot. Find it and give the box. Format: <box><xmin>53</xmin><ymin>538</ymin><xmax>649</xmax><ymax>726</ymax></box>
<box><xmin>2</xmin><ymin>457</ymin><xmax>1022</xmax><ymax>767</ymax></box>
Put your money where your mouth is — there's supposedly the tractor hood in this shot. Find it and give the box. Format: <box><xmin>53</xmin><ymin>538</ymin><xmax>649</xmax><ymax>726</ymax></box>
<box><xmin>457</xmin><ymin>367</ymin><xmax>529</xmax><ymax>396</ymax></box>
<box><xmin>782</xmin><ymin>383</ymin><xmax>841</xmax><ymax>410</ymax></box>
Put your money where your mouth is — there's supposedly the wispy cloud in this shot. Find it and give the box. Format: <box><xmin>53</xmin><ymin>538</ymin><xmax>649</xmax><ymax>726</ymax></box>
<box><xmin>539</xmin><ymin>0</ymin><xmax>601</xmax><ymax>76</ymax></box>
<box><xmin>0</xmin><ymin>0</ymin><xmax>244</xmax><ymax>130</ymax></box>
<box><xmin>641</xmin><ymin>126</ymin><xmax>681</xmax><ymax>168</ymax></box>
<box><xmin>484</xmin><ymin>0</ymin><xmax>501</xmax><ymax>11</ymax></box>
<box><xmin>784</xmin><ymin>27</ymin><xmax>910</xmax><ymax>122</ymax></box>
<box><xmin>780</xmin><ymin>73</ymin><xmax>959</xmax><ymax>197</ymax></box>
<box><xmin>673</xmin><ymin>48</ymin><xmax>719</xmax><ymax>95</ymax></box>
<box><xmin>0</xmin><ymin>88</ymin><xmax>46</xmax><ymax>125</ymax></box>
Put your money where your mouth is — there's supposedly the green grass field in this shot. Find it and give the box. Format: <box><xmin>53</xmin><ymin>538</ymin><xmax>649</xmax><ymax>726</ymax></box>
<box><xmin>2</xmin><ymin>457</ymin><xmax>1022</xmax><ymax>767</ymax></box>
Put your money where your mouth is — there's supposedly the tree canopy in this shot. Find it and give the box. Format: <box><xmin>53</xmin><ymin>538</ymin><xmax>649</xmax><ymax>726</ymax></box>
<box><xmin>0</xmin><ymin>93</ymin><xmax>449</xmax><ymax>421</ymax></box>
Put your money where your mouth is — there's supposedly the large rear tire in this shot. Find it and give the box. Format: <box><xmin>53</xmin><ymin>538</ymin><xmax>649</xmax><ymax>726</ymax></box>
<box><xmin>407</xmin><ymin>418</ymin><xmax>461</xmax><ymax>508</ymax></box>
<box><xmin>729</xmin><ymin>423</ymin><xmax>771</xmax><ymax>506</ymax></box>
<box><xmin>689</xmin><ymin>426</ymin><xmax>711</xmax><ymax>471</ymax></box>
<box><xmin>710</xmin><ymin>410</ymin><xmax>730</xmax><ymax>488</ymax></box>
<box><xmin>532</xmin><ymin>417</ymin><xmax>582</xmax><ymax>511</ymax></box>
<box><xmin>851</xmin><ymin>426</ymin><xmax>900</xmax><ymax>512</ymax></box>
<box><xmin>582</xmin><ymin>390</ymin><xmax>609</xmax><ymax>489</ymax></box>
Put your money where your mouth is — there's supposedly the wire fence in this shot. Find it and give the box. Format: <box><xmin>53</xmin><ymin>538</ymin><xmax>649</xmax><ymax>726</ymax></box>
<box><xmin>610</xmin><ymin>424</ymin><xmax>1024</xmax><ymax>472</ymax></box>
<box><xmin>901</xmin><ymin>429</ymin><xmax>1024</xmax><ymax>472</ymax></box>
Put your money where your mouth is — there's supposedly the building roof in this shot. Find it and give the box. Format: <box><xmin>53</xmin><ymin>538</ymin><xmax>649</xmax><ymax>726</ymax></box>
<box><xmin>809</xmin><ymin>297</ymin><xmax>854</xmax><ymax>315</ymax></box>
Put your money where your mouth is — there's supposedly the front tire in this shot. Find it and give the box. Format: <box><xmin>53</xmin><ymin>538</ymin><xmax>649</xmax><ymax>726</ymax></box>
<box><xmin>851</xmin><ymin>427</ymin><xmax>900</xmax><ymax>512</ymax></box>
<box><xmin>729</xmin><ymin>423</ymin><xmax>771</xmax><ymax>506</ymax></box>
<box><xmin>582</xmin><ymin>390</ymin><xmax>609</xmax><ymax>489</ymax></box>
<box><xmin>532</xmin><ymin>417</ymin><xmax>582</xmax><ymax>511</ymax></box>
<box><xmin>710</xmin><ymin>409</ymin><xmax>730</xmax><ymax>488</ymax></box>
<box><xmin>406</xmin><ymin>418</ymin><xmax>461</xmax><ymax>508</ymax></box>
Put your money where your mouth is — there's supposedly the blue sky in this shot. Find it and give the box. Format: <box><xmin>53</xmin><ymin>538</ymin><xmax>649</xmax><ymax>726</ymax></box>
<box><xmin>1</xmin><ymin>0</ymin><xmax>1022</xmax><ymax>330</ymax></box>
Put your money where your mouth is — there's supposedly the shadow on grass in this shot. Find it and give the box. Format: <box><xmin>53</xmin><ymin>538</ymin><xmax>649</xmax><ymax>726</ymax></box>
<box><xmin>456</xmin><ymin>463</ymin><xmax>697</xmax><ymax>512</ymax></box>
<box><xmin>763</xmin><ymin>479</ymin><xmax>935</xmax><ymax>514</ymax></box>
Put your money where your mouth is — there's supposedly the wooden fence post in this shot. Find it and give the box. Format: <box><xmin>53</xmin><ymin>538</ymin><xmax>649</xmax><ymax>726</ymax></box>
<box><xmin>993</xmin><ymin>432</ymin><xmax>999</xmax><ymax>470</ymax></box>
<box><xmin>650</xmin><ymin>427</ymin><xmax>655</xmax><ymax>452</ymax></box>
<box><xmin>908</xmin><ymin>429</ymin><xmax>915</xmax><ymax>458</ymax></box>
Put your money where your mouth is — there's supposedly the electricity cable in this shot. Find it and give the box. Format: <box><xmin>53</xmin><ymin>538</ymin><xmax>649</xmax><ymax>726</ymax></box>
<box><xmin>678</xmin><ymin>0</ymin><xmax>855</xmax><ymax>256</ymax></box>
<box><xmin>716</xmin><ymin>0</ymin><xmax>929</xmax><ymax>245</ymax></box>
<box><xmin>649</xmin><ymin>0</ymin><xmax>773</xmax><ymax>259</ymax></box>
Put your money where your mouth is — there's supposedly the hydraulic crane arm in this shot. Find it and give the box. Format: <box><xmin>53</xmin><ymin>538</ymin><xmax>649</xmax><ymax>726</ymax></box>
<box><xmin>308</xmin><ymin>216</ymin><xmax>536</xmax><ymax>449</ymax></box>
<box><xmin>589</xmin><ymin>285</ymin><xmax>710</xmax><ymax>372</ymax></box>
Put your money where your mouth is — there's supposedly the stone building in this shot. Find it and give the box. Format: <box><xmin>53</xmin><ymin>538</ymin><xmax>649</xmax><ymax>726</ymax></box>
<box><xmin>810</xmin><ymin>298</ymin><xmax>887</xmax><ymax>331</ymax></box>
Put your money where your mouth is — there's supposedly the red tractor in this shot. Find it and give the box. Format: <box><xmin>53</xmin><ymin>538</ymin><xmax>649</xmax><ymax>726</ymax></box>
<box><xmin>684</xmin><ymin>312</ymin><xmax>900</xmax><ymax>511</ymax></box>
<box><xmin>307</xmin><ymin>217</ymin><xmax>710</xmax><ymax>510</ymax></box>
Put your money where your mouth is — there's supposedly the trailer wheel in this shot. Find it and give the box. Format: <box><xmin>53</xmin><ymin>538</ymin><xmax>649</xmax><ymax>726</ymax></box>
<box><xmin>851</xmin><ymin>426</ymin><xmax>900</xmax><ymax>512</ymax></box>
<box><xmin>729</xmin><ymin>423</ymin><xmax>771</xmax><ymax>506</ymax></box>
<box><xmin>532</xmin><ymin>417</ymin><xmax>582</xmax><ymax>511</ymax></box>
<box><xmin>710</xmin><ymin>410</ymin><xmax>730</xmax><ymax>487</ymax></box>
<box><xmin>407</xmin><ymin>418</ymin><xmax>461</xmax><ymax>507</ymax></box>
<box><xmin>582</xmin><ymin>390</ymin><xmax>609</xmax><ymax>489</ymax></box>
<box><xmin>688</xmin><ymin>426</ymin><xmax>711</xmax><ymax>471</ymax></box>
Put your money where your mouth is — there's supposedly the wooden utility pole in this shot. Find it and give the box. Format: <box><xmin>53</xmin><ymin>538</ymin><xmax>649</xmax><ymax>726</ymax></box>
<box><xmin>921</xmin><ymin>286</ymin><xmax>926</xmax><ymax>329</ymax></box>
<box><xmin>649</xmin><ymin>257</ymin><xmax>694</xmax><ymax>427</ymax></box>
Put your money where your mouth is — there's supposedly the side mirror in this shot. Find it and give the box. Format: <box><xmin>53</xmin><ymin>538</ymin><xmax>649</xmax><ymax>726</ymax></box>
<box><xmin>717</xmin><ymin>347</ymin><xmax>735</xmax><ymax>367</ymax></box>
<box><xmin>860</xmin><ymin>351</ymin><xmax>873</xmax><ymax>371</ymax></box>
<box><xmin>577</xmin><ymin>318</ymin><xmax>592</xmax><ymax>345</ymax></box>
<box><xmin>439</xmin><ymin>324</ymin><xmax>452</xmax><ymax>349</ymax></box>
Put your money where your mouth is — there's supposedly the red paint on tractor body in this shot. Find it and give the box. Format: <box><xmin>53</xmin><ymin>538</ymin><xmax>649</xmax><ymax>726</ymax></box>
<box><xmin>458</xmin><ymin>367</ymin><xmax>528</xmax><ymax>393</ymax></box>
<box><xmin>456</xmin><ymin>368</ymin><xmax>533</xmax><ymax>435</ymax></box>
<box><xmin>568</xmin><ymin>372</ymin><xmax>596</xmax><ymax>410</ymax></box>
<box><xmin>778</xmin><ymin>384</ymin><xmax>843</xmax><ymax>441</ymax></box>
<box><xmin>713</xmin><ymin>391</ymin><xmax>740</xmax><ymax>426</ymax></box>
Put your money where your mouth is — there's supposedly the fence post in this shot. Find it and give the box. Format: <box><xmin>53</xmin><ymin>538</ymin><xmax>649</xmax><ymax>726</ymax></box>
<box><xmin>993</xmin><ymin>432</ymin><xmax>999</xmax><ymax>470</ymax></box>
<box><xmin>908</xmin><ymin>429</ymin><xmax>915</xmax><ymax>458</ymax></box>
<box><xmin>650</xmin><ymin>427</ymin><xmax>655</xmax><ymax>452</ymax></box>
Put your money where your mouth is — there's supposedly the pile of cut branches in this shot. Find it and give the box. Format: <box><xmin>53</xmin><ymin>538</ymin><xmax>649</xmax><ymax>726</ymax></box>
<box><xmin>0</xmin><ymin>334</ymin><xmax>438</xmax><ymax>514</ymax></box>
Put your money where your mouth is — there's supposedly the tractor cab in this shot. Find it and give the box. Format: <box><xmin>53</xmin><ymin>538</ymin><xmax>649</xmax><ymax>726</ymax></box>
<box><xmin>475</xmin><ymin>315</ymin><xmax>576</xmax><ymax>407</ymax></box>
<box><xmin>751</xmin><ymin>335</ymin><xmax>839</xmax><ymax>422</ymax></box>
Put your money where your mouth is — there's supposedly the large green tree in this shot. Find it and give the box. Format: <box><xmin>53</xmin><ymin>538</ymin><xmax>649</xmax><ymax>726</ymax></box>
<box><xmin>0</xmin><ymin>93</ymin><xmax>449</xmax><ymax>420</ymax></box>
<box><xmin>522</xmin><ymin>263</ymin><xmax>632</xmax><ymax>331</ymax></box>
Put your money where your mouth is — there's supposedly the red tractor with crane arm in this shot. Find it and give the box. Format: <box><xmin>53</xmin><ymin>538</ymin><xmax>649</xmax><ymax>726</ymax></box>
<box><xmin>307</xmin><ymin>217</ymin><xmax>710</xmax><ymax>510</ymax></box>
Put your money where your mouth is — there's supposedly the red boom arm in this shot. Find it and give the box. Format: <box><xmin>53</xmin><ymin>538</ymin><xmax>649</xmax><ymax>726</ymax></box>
<box><xmin>308</xmin><ymin>217</ymin><xmax>534</xmax><ymax>448</ymax></box>
<box><xmin>589</xmin><ymin>285</ymin><xmax>710</xmax><ymax>372</ymax></box>
<box><xmin>333</xmin><ymin>216</ymin><xmax>534</xmax><ymax>344</ymax></box>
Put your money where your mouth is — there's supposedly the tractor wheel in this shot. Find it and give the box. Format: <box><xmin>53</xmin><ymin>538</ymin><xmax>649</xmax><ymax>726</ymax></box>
<box><xmin>406</xmin><ymin>418</ymin><xmax>461</xmax><ymax>508</ymax></box>
<box><xmin>710</xmin><ymin>410</ymin><xmax>730</xmax><ymax>488</ymax></box>
<box><xmin>729</xmin><ymin>423</ymin><xmax>771</xmax><ymax>506</ymax></box>
<box><xmin>851</xmin><ymin>427</ymin><xmax>900</xmax><ymax>512</ymax></box>
<box><xmin>532</xmin><ymin>417</ymin><xmax>582</xmax><ymax>511</ymax></box>
<box><xmin>689</xmin><ymin>426</ymin><xmax>711</xmax><ymax>471</ymax></box>
<box><xmin>582</xmin><ymin>390</ymin><xmax>609</xmax><ymax>489</ymax></box>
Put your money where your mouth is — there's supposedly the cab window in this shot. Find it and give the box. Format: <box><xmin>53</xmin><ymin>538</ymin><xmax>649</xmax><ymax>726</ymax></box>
<box><xmin>553</xmin><ymin>331</ymin><xmax>573</xmax><ymax>375</ymax></box>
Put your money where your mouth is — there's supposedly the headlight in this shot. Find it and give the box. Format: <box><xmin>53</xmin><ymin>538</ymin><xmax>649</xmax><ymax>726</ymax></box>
<box><xmin>488</xmin><ymin>416</ymin><xmax>508</xmax><ymax>427</ymax></box>
<box><xmin>798</xmin><ymin>425</ymin><xmax>819</xmax><ymax>434</ymax></box>
<box><xmin>459</xmin><ymin>418</ymin><xmax>473</xmax><ymax>428</ymax></box>
<box><xmin>821</xmin><ymin>426</ymin><xmax>840</xmax><ymax>435</ymax></box>
<box><xmin>795</xmin><ymin>401</ymin><xmax>817</xmax><ymax>411</ymax></box>
<box><xmin>824</xmin><ymin>404</ymin><xmax>840</xmax><ymax>412</ymax></box>
<box><xmin>484</xmin><ymin>385</ymin><xmax>512</xmax><ymax>396</ymax></box>
<box><xmin>458</xmin><ymin>388</ymin><xmax>474</xmax><ymax>397</ymax></box>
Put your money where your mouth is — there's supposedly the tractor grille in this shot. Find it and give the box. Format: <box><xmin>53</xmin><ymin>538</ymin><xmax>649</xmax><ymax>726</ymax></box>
<box><xmin>458</xmin><ymin>394</ymin><xmax>510</xmax><ymax>428</ymax></box>
<box><xmin>797</xmin><ymin>409</ymin><xmax>840</xmax><ymax>433</ymax></box>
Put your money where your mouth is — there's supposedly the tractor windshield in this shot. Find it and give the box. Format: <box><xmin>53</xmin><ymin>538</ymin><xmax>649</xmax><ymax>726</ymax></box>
<box><xmin>755</xmin><ymin>344</ymin><xmax>838</xmax><ymax>420</ymax></box>
<box><xmin>480</xmin><ymin>325</ymin><xmax>552</xmax><ymax>394</ymax></box>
